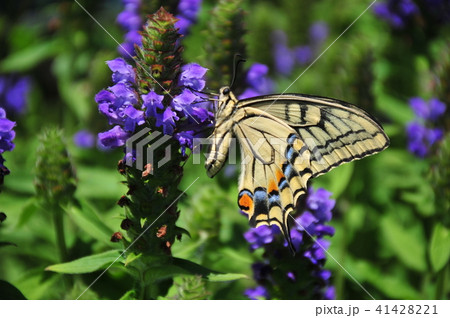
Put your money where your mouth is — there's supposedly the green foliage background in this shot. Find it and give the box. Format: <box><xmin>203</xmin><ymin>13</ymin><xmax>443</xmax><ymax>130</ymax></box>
<box><xmin>0</xmin><ymin>0</ymin><xmax>449</xmax><ymax>299</ymax></box>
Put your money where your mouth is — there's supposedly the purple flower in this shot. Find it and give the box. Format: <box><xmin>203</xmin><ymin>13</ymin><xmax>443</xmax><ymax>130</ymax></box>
<box><xmin>294</xmin><ymin>45</ymin><xmax>313</xmax><ymax>65</ymax></box>
<box><xmin>0</xmin><ymin>76</ymin><xmax>31</xmax><ymax>114</ymax></box>
<box><xmin>373</xmin><ymin>0</ymin><xmax>418</xmax><ymax>29</ymax></box>
<box><xmin>406</xmin><ymin>122</ymin><xmax>429</xmax><ymax>157</ymax></box>
<box><xmin>285</xmin><ymin>228</ymin><xmax>303</xmax><ymax>252</ymax></box>
<box><xmin>155</xmin><ymin>107</ymin><xmax>179</xmax><ymax>135</ymax></box>
<box><xmin>246</xmin><ymin>187</ymin><xmax>336</xmax><ymax>299</ymax></box>
<box><xmin>179</xmin><ymin>63</ymin><xmax>207</xmax><ymax>91</ymax></box>
<box><xmin>142</xmin><ymin>91</ymin><xmax>164</xmax><ymax>118</ymax></box>
<box><xmin>107</xmin><ymin>58</ymin><xmax>136</xmax><ymax>84</ymax></box>
<box><xmin>244</xmin><ymin>286</ymin><xmax>268</xmax><ymax>300</ymax></box>
<box><xmin>171</xmin><ymin>89</ymin><xmax>201</xmax><ymax>117</ymax></box>
<box><xmin>317</xmin><ymin>269</ymin><xmax>332</xmax><ymax>281</ymax></box>
<box><xmin>406</xmin><ymin>121</ymin><xmax>443</xmax><ymax>157</ymax></box>
<box><xmin>98</xmin><ymin>125</ymin><xmax>130</xmax><ymax>148</ymax></box>
<box><xmin>324</xmin><ymin>286</ymin><xmax>336</xmax><ymax>300</ymax></box>
<box><xmin>0</xmin><ymin>107</ymin><xmax>16</xmax><ymax>184</ymax></box>
<box><xmin>239</xmin><ymin>88</ymin><xmax>260</xmax><ymax>100</ymax></box>
<box><xmin>117</xmin><ymin>10</ymin><xmax>142</xmax><ymax>31</ymax></box>
<box><xmin>406</xmin><ymin>96</ymin><xmax>446</xmax><ymax>157</ymax></box>
<box><xmin>0</xmin><ymin>108</ymin><xmax>16</xmax><ymax>154</ymax></box>
<box><xmin>296</xmin><ymin>211</ymin><xmax>318</xmax><ymax>234</ymax></box>
<box><xmin>304</xmin><ymin>238</ymin><xmax>330</xmax><ymax>264</ymax></box>
<box><xmin>177</xmin><ymin>0</ymin><xmax>202</xmax><ymax>21</ymax></box>
<box><xmin>117</xmin><ymin>0</ymin><xmax>143</xmax><ymax>57</ymax></box>
<box><xmin>244</xmin><ymin>225</ymin><xmax>279</xmax><ymax>251</ymax></box>
<box><xmin>96</xmin><ymin>82</ymin><xmax>144</xmax><ymax>133</ymax></box>
<box><xmin>175</xmin><ymin>131</ymin><xmax>194</xmax><ymax>156</ymax></box>
<box><xmin>306</xmin><ymin>188</ymin><xmax>335</xmax><ymax>223</ymax></box>
<box><xmin>175</xmin><ymin>0</ymin><xmax>202</xmax><ymax>36</ymax></box>
<box><xmin>272</xmin><ymin>30</ymin><xmax>295</xmax><ymax>76</ymax></box>
<box><xmin>309</xmin><ymin>21</ymin><xmax>329</xmax><ymax>46</ymax></box>
<box><xmin>74</xmin><ymin>130</ymin><xmax>95</xmax><ymax>148</ymax></box>
<box><xmin>239</xmin><ymin>63</ymin><xmax>274</xmax><ymax>99</ymax></box>
<box><xmin>287</xmin><ymin>271</ymin><xmax>296</xmax><ymax>281</ymax></box>
<box><xmin>409</xmin><ymin>97</ymin><xmax>446</xmax><ymax>121</ymax></box>
<box><xmin>246</xmin><ymin>64</ymin><xmax>274</xmax><ymax>94</ymax></box>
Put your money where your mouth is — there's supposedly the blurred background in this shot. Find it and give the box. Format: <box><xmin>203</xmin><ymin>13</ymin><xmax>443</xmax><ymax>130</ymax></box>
<box><xmin>0</xmin><ymin>0</ymin><xmax>449</xmax><ymax>300</ymax></box>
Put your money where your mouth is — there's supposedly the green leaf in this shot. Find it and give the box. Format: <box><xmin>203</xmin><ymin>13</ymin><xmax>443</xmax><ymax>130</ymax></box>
<box><xmin>0</xmin><ymin>280</ymin><xmax>27</xmax><ymax>300</ymax></box>
<box><xmin>207</xmin><ymin>273</ymin><xmax>248</xmax><ymax>282</ymax></box>
<box><xmin>0</xmin><ymin>39</ymin><xmax>62</xmax><ymax>72</ymax></box>
<box><xmin>46</xmin><ymin>250</ymin><xmax>122</xmax><ymax>274</ymax></box>
<box><xmin>343</xmin><ymin>257</ymin><xmax>421</xmax><ymax>299</ymax></box>
<box><xmin>124</xmin><ymin>252</ymin><xmax>142</xmax><ymax>266</ymax></box>
<box><xmin>380</xmin><ymin>216</ymin><xmax>427</xmax><ymax>272</ymax></box>
<box><xmin>76</xmin><ymin>167</ymin><xmax>124</xmax><ymax>200</ymax></box>
<box><xmin>120</xmin><ymin>290</ymin><xmax>137</xmax><ymax>300</ymax></box>
<box><xmin>429</xmin><ymin>224</ymin><xmax>450</xmax><ymax>272</ymax></box>
<box><xmin>172</xmin><ymin>258</ymin><xmax>218</xmax><ymax>277</ymax></box>
<box><xmin>17</xmin><ymin>198</ymin><xmax>40</xmax><ymax>228</ymax></box>
<box><xmin>64</xmin><ymin>200</ymin><xmax>115</xmax><ymax>243</ymax></box>
<box><xmin>0</xmin><ymin>242</ymin><xmax>17</xmax><ymax>248</ymax></box>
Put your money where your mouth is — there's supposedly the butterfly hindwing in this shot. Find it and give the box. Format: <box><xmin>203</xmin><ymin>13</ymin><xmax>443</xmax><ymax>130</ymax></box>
<box><xmin>234</xmin><ymin>108</ymin><xmax>313</xmax><ymax>244</ymax></box>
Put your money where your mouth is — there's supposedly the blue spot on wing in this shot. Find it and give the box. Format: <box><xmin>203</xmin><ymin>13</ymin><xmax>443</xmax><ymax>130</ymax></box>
<box><xmin>287</xmin><ymin>134</ymin><xmax>298</xmax><ymax>145</ymax></box>
<box><xmin>250</xmin><ymin>187</ymin><xmax>269</xmax><ymax>226</ymax></box>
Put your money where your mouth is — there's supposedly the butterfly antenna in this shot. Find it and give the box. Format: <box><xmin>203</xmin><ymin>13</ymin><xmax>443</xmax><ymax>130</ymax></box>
<box><xmin>229</xmin><ymin>53</ymin><xmax>246</xmax><ymax>90</ymax></box>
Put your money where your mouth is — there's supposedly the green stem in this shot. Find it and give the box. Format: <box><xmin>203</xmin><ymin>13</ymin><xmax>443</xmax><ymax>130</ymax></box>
<box><xmin>53</xmin><ymin>205</ymin><xmax>68</xmax><ymax>262</ymax></box>
<box><xmin>52</xmin><ymin>203</ymin><xmax>72</xmax><ymax>290</ymax></box>
<box><xmin>435</xmin><ymin>263</ymin><xmax>448</xmax><ymax>300</ymax></box>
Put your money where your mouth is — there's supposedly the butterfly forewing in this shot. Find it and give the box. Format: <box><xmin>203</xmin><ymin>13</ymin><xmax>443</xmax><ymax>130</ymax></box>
<box><xmin>238</xmin><ymin>94</ymin><xmax>390</xmax><ymax>177</ymax></box>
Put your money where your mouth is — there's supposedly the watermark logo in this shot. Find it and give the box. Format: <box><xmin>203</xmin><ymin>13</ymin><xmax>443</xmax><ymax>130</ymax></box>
<box><xmin>125</xmin><ymin>129</ymin><xmax>324</xmax><ymax>174</ymax></box>
<box><xmin>125</xmin><ymin>128</ymin><xmax>172</xmax><ymax>173</ymax></box>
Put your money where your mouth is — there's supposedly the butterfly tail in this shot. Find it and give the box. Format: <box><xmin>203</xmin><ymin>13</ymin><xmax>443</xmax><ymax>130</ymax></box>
<box><xmin>283</xmin><ymin>225</ymin><xmax>296</xmax><ymax>256</ymax></box>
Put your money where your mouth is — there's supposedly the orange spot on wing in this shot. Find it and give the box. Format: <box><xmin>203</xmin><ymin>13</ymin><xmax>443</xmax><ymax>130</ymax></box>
<box><xmin>238</xmin><ymin>193</ymin><xmax>253</xmax><ymax>211</ymax></box>
<box><xmin>268</xmin><ymin>179</ymin><xmax>277</xmax><ymax>193</ymax></box>
<box><xmin>275</xmin><ymin>169</ymin><xmax>285</xmax><ymax>183</ymax></box>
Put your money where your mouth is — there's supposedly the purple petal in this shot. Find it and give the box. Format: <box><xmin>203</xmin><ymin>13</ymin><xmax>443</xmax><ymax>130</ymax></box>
<box><xmin>98</xmin><ymin>125</ymin><xmax>130</xmax><ymax>148</ymax></box>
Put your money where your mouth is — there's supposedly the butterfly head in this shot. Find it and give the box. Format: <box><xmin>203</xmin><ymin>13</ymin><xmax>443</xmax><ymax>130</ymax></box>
<box><xmin>215</xmin><ymin>86</ymin><xmax>238</xmax><ymax>118</ymax></box>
